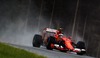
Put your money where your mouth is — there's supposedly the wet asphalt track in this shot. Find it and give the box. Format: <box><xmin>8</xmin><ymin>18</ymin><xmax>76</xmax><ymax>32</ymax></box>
<box><xmin>8</xmin><ymin>44</ymin><xmax>95</xmax><ymax>58</ymax></box>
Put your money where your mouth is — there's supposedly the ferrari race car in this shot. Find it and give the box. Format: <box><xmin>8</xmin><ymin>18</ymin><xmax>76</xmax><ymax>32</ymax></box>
<box><xmin>32</xmin><ymin>28</ymin><xmax>86</xmax><ymax>55</ymax></box>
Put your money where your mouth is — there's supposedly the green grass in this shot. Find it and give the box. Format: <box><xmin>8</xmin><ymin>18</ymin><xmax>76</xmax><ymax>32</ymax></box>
<box><xmin>0</xmin><ymin>42</ymin><xmax>46</xmax><ymax>58</ymax></box>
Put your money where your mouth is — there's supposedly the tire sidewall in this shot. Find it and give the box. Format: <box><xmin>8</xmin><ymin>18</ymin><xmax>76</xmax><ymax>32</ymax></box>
<box><xmin>32</xmin><ymin>34</ymin><xmax>43</xmax><ymax>47</ymax></box>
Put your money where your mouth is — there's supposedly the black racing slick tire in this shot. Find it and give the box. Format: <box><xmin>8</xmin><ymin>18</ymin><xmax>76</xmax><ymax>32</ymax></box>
<box><xmin>46</xmin><ymin>36</ymin><xmax>55</xmax><ymax>50</ymax></box>
<box><xmin>76</xmin><ymin>41</ymin><xmax>86</xmax><ymax>55</ymax></box>
<box><xmin>76</xmin><ymin>41</ymin><xmax>85</xmax><ymax>49</ymax></box>
<box><xmin>32</xmin><ymin>34</ymin><xmax>43</xmax><ymax>47</ymax></box>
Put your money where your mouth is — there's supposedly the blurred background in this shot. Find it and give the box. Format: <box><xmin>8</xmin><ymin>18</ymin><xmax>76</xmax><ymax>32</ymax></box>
<box><xmin>0</xmin><ymin>0</ymin><xmax>100</xmax><ymax>58</ymax></box>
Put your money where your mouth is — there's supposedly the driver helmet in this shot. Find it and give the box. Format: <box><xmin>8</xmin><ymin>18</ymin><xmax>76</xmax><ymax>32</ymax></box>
<box><xmin>58</xmin><ymin>34</ymin><xmax>63</xmax><ymax>38</ymax></box>
<box><xmin>58</xmin><ymin>28</ymin><xmax>63</xmax><ymax>31</ymax></box>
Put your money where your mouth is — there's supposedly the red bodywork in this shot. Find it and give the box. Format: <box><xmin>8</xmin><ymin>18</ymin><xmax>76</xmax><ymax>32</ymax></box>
<box><xmin>43</xmin><ymin>28</ymin><xmax>74</xmax><ymax>51</ymax></box>
<box><xmin>53</xmin><ymin>34</ymin><xmax>74</xmax><ymax>51</ymax></box>
<box><xmin>62</xmin><ymin>36</ymin><xmax>74</xmax><ymax>50</ymax></box>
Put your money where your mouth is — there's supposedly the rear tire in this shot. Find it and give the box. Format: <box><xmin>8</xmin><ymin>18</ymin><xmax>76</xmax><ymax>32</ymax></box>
<box><xmin>32</xmin><ymin>34</ymin><xmax>43</xmax><ymax>47</ymax></box>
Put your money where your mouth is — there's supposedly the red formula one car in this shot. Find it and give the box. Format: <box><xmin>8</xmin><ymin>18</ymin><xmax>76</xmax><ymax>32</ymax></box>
<box><xmin>32</xmin><ymin>28</ymin><xmax>86</xmax><ymax>55</ymax></box>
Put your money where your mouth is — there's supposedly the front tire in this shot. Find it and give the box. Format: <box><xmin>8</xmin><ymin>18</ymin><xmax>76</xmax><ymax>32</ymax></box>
<box><xmin>46</xmin><ymin>36</ymin><xmax>55</xmax><ymax>50</ymax></box>
<box><xmin>76</xmin><ymin>41</ymin><xmax>86</xmax><ymax>55</ymax></box>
